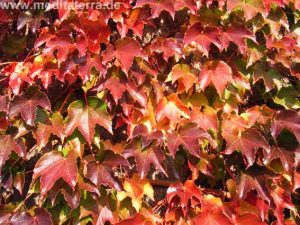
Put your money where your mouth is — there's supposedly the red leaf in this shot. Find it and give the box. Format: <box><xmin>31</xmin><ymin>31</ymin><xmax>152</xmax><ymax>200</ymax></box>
<box><xmin>199</xmin><ymin>61</ymin><xmax>234</xmax><ymax>96</ymax></box>
<box><xmin>271</xmin><ymin>110</ymin><xmax>300</xmax><ymax>143</ymax></box>
<box><xmin>8</xmin><ymin>86</ymin><xmax>51</xmax><ymax>126</ymax></box>
<box><xmin>167</xmin><ymin>123</ymin><xmax>216</xmax><ymax>156</ymax></box>
<box><xmin>190</xmin><ymin>107</ymin><xmax>218</xmax><ymax>132</ymax></box>
<box><xmin>123</xmin><ymin>139</ymin><xmax>166</xmax><ymax>179</ymax></box>
<box><xmin>115</xmin><ymin>37</ymin><xmax>147</xmax><ymax>74</ymax></box>
<box><xmin>168</xmin><ymin>64</ymin><xmax>197</xmax><ymax>93</ymax></box>
<box><xmin>33</xmin><ymin>151</ymin><xmax>77</xmax><ymax>194</ymax></box>
<box><xmin>221</xmin><ymin>26</ymin><xmax>254</xmax><ymax>53</ymax></box>
<box><xmin>35</xmin><ymin>112</ymin><xmax>64</xmax><ymax>149</ymax></box>
<box><xmin>136</xmin><ymin>0</ymin><xmax>175</xmax><ymax>18</ymax></box>
<box><xmin>11</xmin><ymin>208</ymin><xmax>53</xmax><ymax>225</ymax></box>
<box><xmin>65</xmin><ymin>97</ymin><xmax>112</xmax><ymax>145</ymax></box>
<box><xmin>95</xmin><ymin>73</ymin><xmax>127</xmax><ymax>103</ymax></box>
<box><xmin>156</xmin><ymin>93</ymin><xmax>190</xmax><ymax>128</ymax></box>
<box><xmin>263</xmin><ymin>147</ymin><xmax>298</xmax><ymax>171</ymax></box>
<box><xmin>167</xmin><ymin>180</ymin><xmax>202</xmax><ymax>211</ymax></box>
<box><xmin>0</xmin><ymin>135</ymin><xmax>25</xmax><ymax>172</ymax></box>
<box><xmin>84</xmin><ymin>160</ymin><xmax>122</xmax><ymax>191</ymax></box>
<box><xmin>224</xmin><ymin>128</ymin><xmax>270</xmax><ymax>167</ymax></box>
<box><xmin>150</xmin><ymin>37</ymin><xmax>182</xmax><ymax>61</ymax></box>
<box><xmin>184</xmin><ymin>23</ymin><xmax>221</xmax><ymax>56</ymax></box>
<box><xmin>237</xmin><ymin>174</ymin><xmax>270</xmax><ymax>203</ymax></box>
<box><xmin>236</xmin><ymin>213</ymin><xmax>267</xmax><ymax>225</ymax></box>
<box><xmin>227</xmin><ymin>0</ymin><xmax>265</xmax><ymax>20</ymax></box>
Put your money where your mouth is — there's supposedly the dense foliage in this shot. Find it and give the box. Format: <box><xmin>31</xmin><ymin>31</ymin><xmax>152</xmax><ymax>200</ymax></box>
<box><xmin>0</xmin><ymin>0</ymin><xmax>300</xmax><ymax>224</ymax></box>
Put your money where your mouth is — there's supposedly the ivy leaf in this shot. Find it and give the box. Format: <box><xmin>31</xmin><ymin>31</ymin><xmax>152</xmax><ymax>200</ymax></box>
<box><xmin>221</xmin><ymin>26</ymin><xmax>254</xmax><ymax>53</ymax></box>
<box><xmin>115</xmin><ymin>37</ymin><xmax>147</xmax><ymax>74</ymax></box>
<box><xmin>184</xmin><ymin>23</ymin><xmax>221</xmax><ymax>56</ymax></box>
<box><xmin>65</xmin><ymin>97</ymin><xmax>112</xmax><ymax>145</ymax></box>
<box><xmin>167</xmin><ymin>180</ymin><xmax>202</xmax><ymax>214</ymax></box>
<box><xmin>33</xmin><ymin>151</ymin><xmax>77</xmax><ymax>194</ymax></box>
<box><xmin>0</xmin><ymin>135</ymin><xmax>25</xmax><ymax>172</ymax></box>
<box><xmin>253</xmin><ymin>63</ymin><xmax>282</xmax><ymax>91</ymax></box>
<box><xmin>199</xmin><ymin>61</ymin><xmax>234</xmax><ymax>96</ymax></box>
<box><xmin>117</xmin><ymin>174</ymin><xmax>154</xmax><ymax>212</ymax></box>
<box><xmin>190</xmin><ymin>107</ymin><xmax>218</xmax><ymax>132</ymax></box>
<box><xmin>237</xmin><ymin>174</ymin><xmax>270</xmax><ymax>203</ymax></box>
<box><xmin>95</xmin><ymin>72</ymin><xmax>127</xmax><ymax>104</ymax></box>
<box><xmin>263</xmin><ymin>147</ymin><xmax>297</xmax><ymax>171</ymax></box>
<box><xmin>11</xmin><ymin>208</ymin><xmax>53</xmax><ymax>225</ymax></box>
<box><xmin>193</xmin><ymin>195</ymin><xmax>233</xmax><ymax>225</ymax></box>
<box><xmin>8</xmin><ymin>86</ymin><xmax>51</xmax><ymax>126</ymax></box>
<box><xmin>136</xmin><ymin>0</ymin><xmax>175</xmax><ymax>19</ymax></box>
<box><xmin>236</xmin><ymin>213</ymin><xmax>267</xmax><ymax>225</ymax></box>
<box><xmin>35</xmin><ymin>112</ymin><xmax>64</xmax><ymax>149</ymax></box>
<box><xmin>227</xmin><ymin>0</ymin><xmax>265</xmax><ymax>20</ymax></box>
<box><xmin>123</xmin><ymin>139</ymin><xmax>166</xmax><ymax>179</ymax></box>
<box><xmin>150</xmin><ymin>37</ymin><xmax>182</xmax><ymax>61</ymax></box>
<box><xmin>168</xmin><ymin>64</ymin><xmax>197</xmax><ymax>93</ymax></box>
<box><xmin>271</xmin><ymin>110</ymin><xmax>300</xmax><ymax>143</ymax></box>
<box><xmin>167</xmin><ymin>123</ymin><xmax>217</xmax><ymax>157</ymax></box>
<box><xmin>156</xmin><ymin>93</ymin><xmax>190</xmax><ymax>128</ymax></box>
<box><xmin>84</xmin><ymin>160</ymin><xmax>122</xmax><ymax>191</ymax></box>
<box><xmin>224</xmin><ymin>128</ymin><xmax>270</xmax><ymax>167</ymax></box>
<box><xmin>271</xmin><ymin>186</ymin><xmax>297</xmax><ymax>223</ymax></box>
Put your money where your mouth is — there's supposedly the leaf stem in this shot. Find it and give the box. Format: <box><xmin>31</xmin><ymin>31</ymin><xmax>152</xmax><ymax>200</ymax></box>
<box><xmin>59</xmin><ymin>89</ymin><xmax>73</xmax><ymax>113</ymax></box>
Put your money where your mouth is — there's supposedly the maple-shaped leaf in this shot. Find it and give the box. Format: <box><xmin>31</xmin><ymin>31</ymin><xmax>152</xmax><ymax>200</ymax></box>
<box><xmin>184</xmin><ymin>23</ymin><xmax>221</xmax><ymax>56</ymax></box>
<box><xmin>193</xmin><ymin>195</ymin><xmax>234</xmax><ymax>225</ymax></box>
<box><xmin>263</xmin><ymin>147</ymin><xmax>297</xmax><ymax>171</ymax></box>
<box><xmin>34</xmin><ymin>112</ymin><xmax>64</xmax><ymax>149</ymax></box>
<box><xmin>224</xmin><ymin>128</ymin><xmax>270</xmax><ymax>167</ymax></box>
<box><xmin>262</xmin><ymin>0</ymin><xmax>285</xmax><ymax>11</ymax></box>
<box><xmin>271</xmin><ymin>186</ymin><xmax>297</xmax><ymax>223</ymax></box>
<box><xmin>8</xmin><ymin>86</ymin><xmax>51</xmax><ymax>126</ymax></box>
<box><xmin>11</xmin><ymin>208</ymin><xmax>53</xmax><ymax>225</ymax></box>
<box><xmin>271</xmin><ymin>110</ymin><xmax>300</xmax><ymax>143</ymax></box>
<box><xmin>253</xmin><ymin>63</ymin><xmax>282</xmax><ymax>91</ymax></box>
<box><xmin>227</xmin><ymin>0</ymin><xmax>265</xmax><ymax>20</ymax></box>
<box><xmin>95</xmin><ymin>72</ymin><xmax>127</xmax><ymax>103</ymax></box>
<box><xmin>117</xmin><ymin>174</ymin><xmax>154</xmax><ymax>211</ymax></box>
<box><xmin>167</xmin><ymin>180</ymin><xmax>202</xmax><ymax>213</ymax></box>
<box><xmin>167</xmin><ymin>123</ymin><xmax>217</xmax><ymax>157</ymax></box>
<box><xmin>33</xmin><ymin>151</ymin><xmax>77</xmax><ymax>194</ymax></box>
<box><xmin>123</xmin><ymin>139</ymin><xmax>166</xmax><ymax>179</ymax></box>
<box><xmin>199</xmin><ymin>60</ymin><xmax>234</xmax><ymax>96</ymax></box>
<box><xmin>83</xmin><ymin>160</ymin><xmax>122</xmax><ymax>191</ymax></box>
<box><xmin>237</xmin><ymin>174</ymin><xmax>270</xmax><ymax>202</ymax></box>
<box><xmin>221</xmin><ymin>26</ymin><xmax>254</xmax><ymax>53</ymax></box>
<box><xmin>190</xmin><ymin>106</ymin><xmax>218</xmax><ymax>132</ymax></box>
<box><xmin>236</xmin><ymin>213</ymin><xmax>267</xmax><ymax>225</ymax></box>
<box><xmin>118</xmin><ymin>7</ymin><xmax>150</xmax><ymax>38</ymax></box>
<box><xmin>65</xmin><ymin>97</ymin><xmax>112</xmax><ymax>145</ymax></box>
<box><xmin>244</xmin><ymin>105</ymin><xmax>275</xmax><ymax>126</ymax></box>
<box><xmin>77</xmin><ymin>14</ymin><xmax>110</xmax><ymax>44</ymax></box>
<box><xmin>78</xmin><ymin>53</ymin><xmax>104</xmax><ymax>82</ymax></box>
<box><xmin>0</xmin><ymin>135</ymin><xmax>25</xmax><ymax>172</ymax></box>
<box><xmin>168</xmin><ymin>64</ymin><xmax>197</xmax><ymax>93</ymax></box>
<box><xmin>156</xmin><ymin>93</ymin><xmax>190</xmax><ymax>128</ymax></box>
<box><xmin>174</xmin><ymin>0</ymin><xmax>198</xmax><ymax>14</ymax></box>
<box><xmin>115</xmin><ymin>37</ymin><xmax>147</xmax><ymax>74</ymax></box>
<box><xmin>136</xmin><ymin>0</ymin><xmax>175</xmax><ymax>18</ymax></box>
<box><xmin>150</xmin><ymin>37</ymin><xmax>182</xmax><ymax>61</ymax></box>
<box><xmin>116</xmin><ymin>209</ymin><xmax>161</xmax><ymax>225</ymax></box>
<box><xmin>43</xmin><ymin>30</ymin><xmax>76</xmax><ymax>63</ymax></box>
